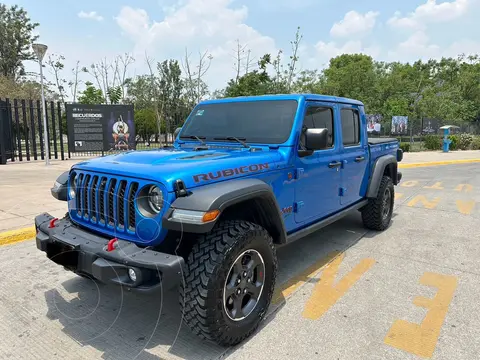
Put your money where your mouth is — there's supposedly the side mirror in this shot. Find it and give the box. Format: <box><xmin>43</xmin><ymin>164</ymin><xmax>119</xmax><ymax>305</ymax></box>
<box><xmin>174</xmin><ymin>127</ymin><xmax>182</xmax><ymax>139</ymax></box>
<box><xmin>305</xmin><ymin>128</ymin><xmax>328</xmax><ymax>150</ymax></box>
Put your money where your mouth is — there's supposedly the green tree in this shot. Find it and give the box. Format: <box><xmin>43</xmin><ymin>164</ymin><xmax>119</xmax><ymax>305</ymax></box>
<box><xmin>125</xmin><ymin>75</ymin><xmax>155</xmax><ymax>110</ymax></box>
<box><xmin>158</xmin><ymin>59</ymin><xmax>184</xmax><ymax>133</ymax></box>
<box><xmin>0</xmin><ymin>4</ymin><xmax>39</xmax><ymax>79</ymax></box>
<box><xmin>293</xmin><ymin>69</ymin><xmax>325</xmax><ymax>94</ymax></box>
<box><xmin>322</xmin><ymin>54</ymin><xmax>379</xmax><ymax>107</ymax></box>
<box><xmin>78</xmin><ymin>82</ymin><xmax>104</xmax><ymax>104</ymax></box>
<box><xmin>107</xmin><ymin>86</ymin><xmax>122</xmax><ymax>104</ymax></box>
<box><xmin>134</xmin><ymin>108</ymin><xmax>159</xmax><ymax>140</ymax></box>
<box><xmin>224</xmin><ymin>54</ymin><xmax>274</xmax><ymax>97</ymax></box>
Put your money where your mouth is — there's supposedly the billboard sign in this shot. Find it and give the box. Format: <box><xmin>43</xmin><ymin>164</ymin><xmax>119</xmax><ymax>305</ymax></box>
<box><xmin>66</xmin><ymin>104</ymin><xmax>136</xmax><ymax>153</ymax></box>
<box><xmin>421</xmin><ymin>118</ymin><xmax>440</xmax><ymax>134</ymax></box>
<box><xmin>366</xmin><ymin>114</ymin><xmax>382</xmax><ymax>133</ymax></box>
<box><xmin>391</xmin><ymin>116</ymin><xmax>408</xmax><ymax>135</ymax></box>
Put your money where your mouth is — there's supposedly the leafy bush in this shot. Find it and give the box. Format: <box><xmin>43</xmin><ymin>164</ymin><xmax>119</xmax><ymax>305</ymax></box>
<box><xmin>471</xmin><ymin>136</ymin><xmax>480</xmax><ymax>150</ymax></box>
<box><xmin>448</xmin><ymin>135</ymin><xmax>458</xmax><ymax>151</ymax></box>
<box><xmin>424</xmin><ymin>135</ymin><xmax>441</xmax><ymax>150</ymax></box>
<box><xmin>458</xmin><ymin>133</ymin><xmax>474</xmax><ymax>150</ymax></box>
<box><xmin>400</xmin><ymin>142</ymin><xmax>410</xmax><ymax>152</ymax></box>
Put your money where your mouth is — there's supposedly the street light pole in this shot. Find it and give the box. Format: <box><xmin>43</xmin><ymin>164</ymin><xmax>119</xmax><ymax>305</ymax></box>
<box><xmin>32</xmin><ymin>43</ymin><xmax>49</xmax><ymax>166</ymax></box>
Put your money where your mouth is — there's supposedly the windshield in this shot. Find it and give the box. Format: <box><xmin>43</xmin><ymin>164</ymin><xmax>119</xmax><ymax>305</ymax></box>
<box><xmin>179</xmin><ymin>100</ymin><xmax>298</xmax><ymax>144</ymax></box>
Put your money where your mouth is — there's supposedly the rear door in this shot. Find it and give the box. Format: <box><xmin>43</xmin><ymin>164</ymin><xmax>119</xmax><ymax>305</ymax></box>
<box><xmin>294</xmin><ymin>102</ymin><xmax>341</xmax><ymax>224</ymax></box>
<box><xmin>339</xmin><ymin>105</ymin><xmax>369</xmax><ymax>206</ymax></box>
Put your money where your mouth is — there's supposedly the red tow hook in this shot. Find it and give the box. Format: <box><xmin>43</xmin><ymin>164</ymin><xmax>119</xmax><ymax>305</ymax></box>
<box><xmin>48</xmin><ymin>218</ymin><xmax>59</xmax><ymax>228</ymax></box>
<box><xmin>107</xmin><ymin>238</ymin><xmax>118</xmax><ymax>252</ymax></box>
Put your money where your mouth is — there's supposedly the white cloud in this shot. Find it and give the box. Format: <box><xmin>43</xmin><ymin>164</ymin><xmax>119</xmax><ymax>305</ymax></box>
<box><xmin>330</xmin><ymin>10</ymin><xmax>380</xmax><ymax>38</ymax></box>
<box><xmin>388</xmin><ymin>30</ymin><xmax>480</xmax><ymax>62</ymax></box>
<box><xmin>115</xmin><ymin>0</ymin><xmax>278</xmax><ymax>90</ymax></box>
<box><xmin>387</xmin><ymin>0</ymin><xmax>470</xmax><ymax>30</ymax></box>
<box><xmin>314</xmin><ymin>40</ymin><xmax>381</xmax><ymax>64</ymax></box>
<box><xmin>78</xmin><ymin>11</ymin><xmax>104</xmax><ymax>21</ymax></box>
<box><xmin>388</xmin><ymin>31</ymin><xmax>440</xmax><ymax>60</ymax></box>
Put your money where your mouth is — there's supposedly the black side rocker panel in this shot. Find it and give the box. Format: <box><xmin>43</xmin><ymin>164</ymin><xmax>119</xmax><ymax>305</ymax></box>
<box><xmin>162</xmin><ymin>178</ymin><xmax>288</xmax><ymax>243</ymax></box>
<box><xmin>366</xmin><ymin>155</ymin><xmax>398</xmax><ymax>198</ymax></box>
<box><xmin>51</xmin><ymin>171</ymin><xmax>69</xmax><ymax>201</ymax></box>
<box><xmin>285</xmin><ymin>199</ymin><xmax>368</xmax><ymax>244</ymax></box>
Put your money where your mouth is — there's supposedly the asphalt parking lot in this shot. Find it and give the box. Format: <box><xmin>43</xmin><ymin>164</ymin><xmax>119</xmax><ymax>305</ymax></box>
<box><xmin>0</xmin><ymin>163</ymin><xmax>479</xmax><ymax>360</ymax></box>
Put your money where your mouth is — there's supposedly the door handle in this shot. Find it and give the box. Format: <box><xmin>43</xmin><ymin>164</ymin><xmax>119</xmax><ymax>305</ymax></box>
<box><xmin>328</xmin><ymin>161</ymin><xmax>342</xmax><ymax>168</ymax></box>
<box><xmin>355</xmin><ymin>156</ymin><xmax>365</xmax><ymax>162</ymax></box>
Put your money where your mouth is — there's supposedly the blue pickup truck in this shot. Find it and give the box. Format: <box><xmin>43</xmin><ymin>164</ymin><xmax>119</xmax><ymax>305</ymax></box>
<box><xmin>36</xmin><ymin>94</ymin><xmax>403</xmax><ymax>346</ymax></box>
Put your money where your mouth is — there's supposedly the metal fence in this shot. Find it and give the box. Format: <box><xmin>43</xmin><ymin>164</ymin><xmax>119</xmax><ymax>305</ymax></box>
<box><xmin>2</xmin><ymin>99</ymin><xmax>479</xmax><ymax>164</ymax></box>
<box><xmin>369</xmin><ymin>117</ymin><xmax>480</xmax><ymax>138</ymax></box>
<box><xmin>0</xmin><ymin>99</ymin><xmax>176</xmax><ymax>164</ymax></box>
<box><xmin>0</xmin><ymin>98</ymin><xmax>66</xmax><ymax>164</ymax></box>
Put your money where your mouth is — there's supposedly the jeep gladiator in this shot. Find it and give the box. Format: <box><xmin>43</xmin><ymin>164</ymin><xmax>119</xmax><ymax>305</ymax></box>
<box><xmin>35</xmin><ymin>94</ymin><xmax>403</xmax><ymax>346</ymax></box>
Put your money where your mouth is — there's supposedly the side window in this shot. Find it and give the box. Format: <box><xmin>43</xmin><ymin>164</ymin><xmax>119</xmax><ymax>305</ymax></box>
<box><xmin>341</xmin><ymin>108</ymin><xmax>361</xmax><ymax>146</ymax></box>
<box><xmin>299</xmin><ymin>106</ymin><xmax>334</xmax><ymax>149</ymax></box>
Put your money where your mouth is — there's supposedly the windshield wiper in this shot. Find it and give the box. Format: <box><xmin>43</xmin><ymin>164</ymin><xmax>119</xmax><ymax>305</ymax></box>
<box><xmin>179</xmin><ymin>135</ymin><xmax>207</xmax><ymax>146</ymax></box>
<box><xmin>214</xmin><ymin>136</ymin><xmax>250</xmax><ymax>148</ymax></box>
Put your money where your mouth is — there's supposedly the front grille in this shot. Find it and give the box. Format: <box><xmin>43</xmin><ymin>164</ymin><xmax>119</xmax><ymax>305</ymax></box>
<box><xmin>73</xmin><ymin>171</ymin><xmax>139</xmax><ymax>233</ymax></box>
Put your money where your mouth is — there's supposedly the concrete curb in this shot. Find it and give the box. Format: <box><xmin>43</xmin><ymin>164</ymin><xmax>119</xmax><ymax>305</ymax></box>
<box><xmin>0</xmin><ymin>158</ymin><xmax>479</xmax><ymax>247</ymax></box>
<box><xmin>0</xmin><ymin>226</ymin><xmax>36</xmax><ymax>247</ymax></box>
<box><xmin>399</xmin><ymin>159</ymin><xmax>480</xmax><ymax>168</ymax></box>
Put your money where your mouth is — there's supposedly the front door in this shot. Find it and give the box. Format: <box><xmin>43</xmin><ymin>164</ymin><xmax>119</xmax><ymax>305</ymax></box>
<box><xmin>294</xmin><ymin>102</ymin><xmax>341</xmax><ymax>224</ymax></box>
<box><xmin>339</xmin><ymin>106</ymin><xmax>369</xmax><ymax>206</ymax></box>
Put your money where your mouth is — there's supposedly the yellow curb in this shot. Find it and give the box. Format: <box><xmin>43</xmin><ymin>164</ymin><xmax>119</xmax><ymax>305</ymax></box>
<box><xmin>399</xmin><ymin>159</ymin><xmax>480</xmax><ymax>168</ymax></box>
<box><xmin>0</xmin><ymin>226</ymin><xmax>36</xmax><ymax>247</ymax></box>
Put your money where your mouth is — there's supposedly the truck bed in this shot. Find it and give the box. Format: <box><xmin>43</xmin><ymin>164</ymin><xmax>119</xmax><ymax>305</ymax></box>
<box><xmin>368</xmin><ymin>137</ymin><xmax>398</xmax><ymax>145</ymax></box>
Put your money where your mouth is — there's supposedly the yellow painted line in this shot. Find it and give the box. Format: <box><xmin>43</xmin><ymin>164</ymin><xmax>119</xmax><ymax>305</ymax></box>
<box><xmin>399</xmin><ymin>159</ymin><xmax>480</xmax><ymax>169</ymax></box>
<box><xmin>456</xmin><ymin>200</ymin><xmax>475</xmax><ymax>215</ymax></box>
<box><xmin>400</xmin><ymin>180</ymin><xmax>419</xmax><ymax>188</ymax></box>
<box><xmin>0</xmin><ymin>226</ymin><xmax>36</xmax><ymax>247</ymax></box>
<box><xmin>407</xmin><ymin>195</ymin><xmax>441</xmax><ymax>209</ymax></box>
<box><xmin>272</xmin><ymin>251</ymin><xmax>341</xmax><ymax>305</ymax></box>
<box><xmin>385</xmin><ymin>272</ymin><xmax>458</xmax><ymax>358</ymax></box>
<box><xmin>424</xmin><ymin>182</ymin><xmax>444</xmax><ymax>190</ymax></box>
<box><xmin>454</xmin><ymin>184</ymin><xmax>473</xmax><ymax>193</ymax></box>
<box><xmin>302</xmin><ymin>253</ymin><xmax>375</xmax><ymax>320</ymax></box>
<box><xmin>395</xmin><ymin>193</ymin><xmax>404</xmax><ymax>200</ymax></box>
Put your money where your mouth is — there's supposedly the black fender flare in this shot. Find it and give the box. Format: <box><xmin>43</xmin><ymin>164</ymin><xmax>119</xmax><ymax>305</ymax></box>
<box><xmin>51</xmin><ymin>171</ymin><xmax>69</xmax><ymax>201</ymax></box>
<box><xmin>162</xmin><ymin>178</ymin><xmax>287</xmax><ymax>243</ymax></box>
<box><xmin>366</xmin><ymin>155</ymin><xmax>398</xmax><ymax>198</ymax></box>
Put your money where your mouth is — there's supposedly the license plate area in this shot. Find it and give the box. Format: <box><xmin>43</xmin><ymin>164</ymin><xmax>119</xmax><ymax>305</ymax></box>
<box><xmin>46</xmin><ymin>241</ymin><xmax>79</xmax><ymax>270</ymax></box>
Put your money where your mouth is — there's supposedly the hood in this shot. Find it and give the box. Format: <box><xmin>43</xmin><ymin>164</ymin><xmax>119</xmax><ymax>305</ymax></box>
<box><xmin>72</xmin><ymin>146</ymin><xmax>282</xmax><ymax>191</ymax></box>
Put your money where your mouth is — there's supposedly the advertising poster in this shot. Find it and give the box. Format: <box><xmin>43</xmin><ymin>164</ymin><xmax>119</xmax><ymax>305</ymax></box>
<box><xmin>391</xmin><ymin>116</ymin><xmax>408</xmax><ymax>135</ymax></box>
<box><xmin>366</xmin><ymin>114</ymin><xmax>382</xmax><ymax>133</ymax></box>
<box><xmin>66</xmin><ymin>104</ymin><xmax>136</xmax><ymax>152</ymax></box>
<box><xmin>421</xmin><ymin>118</ymin><xmax>440</xmax><ymax>134</ymax></box>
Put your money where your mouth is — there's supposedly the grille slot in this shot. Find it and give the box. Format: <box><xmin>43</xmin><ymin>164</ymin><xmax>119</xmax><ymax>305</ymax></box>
<box><xmin>90</xmin><ymin>176</ymin><xmax>98</xmax><ymax>221</ymax></box>
<box><xmin>118</xmin><ymin>180</ymin><xmax>127</xmax><ymax>228</ymax></box>
<box><xmin>107</xmin><ymin>179</ymin><xmax>117</xmax><ymax>226</ymax></box>
<box><xmin>99</xmin><ymin>177</ymin><xmax>107</xmax><ymax>224</ymax></box>
<box><xmin>128</xmin><ymin>182</ymin><xmax>139</xmax><ymax>231</ymax></box>
<box><xmin>70</xmin><ymin>172</ymin><xmax>143</xmax><ymax>235</ymax></box>
<box><xmin>76</xmin><ymin>173</ymin><xmax>84</xmax><ymax>215</ymax></box>
<box><xmin>83</xmin><ymin>174</ymin><xmax>91</xmax><ymax>218</ymax></box>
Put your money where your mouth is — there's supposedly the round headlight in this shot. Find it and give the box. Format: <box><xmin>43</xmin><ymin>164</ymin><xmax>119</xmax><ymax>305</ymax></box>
<box><xmin>69</xmin><ymin>174</ymin><xmax>77</xmax><ymax>199</ymax></box>
<box><xmin>148</xmin><ymin>186</ymin><xmax>163</xmax><ymax>213</ymax></box>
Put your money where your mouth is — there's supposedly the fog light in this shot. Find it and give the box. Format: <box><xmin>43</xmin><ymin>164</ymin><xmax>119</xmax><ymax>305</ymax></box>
<box><xmin>128</xmin><ymin>268</ymin><xmax>137</xmax><ymax>282</ymax></box>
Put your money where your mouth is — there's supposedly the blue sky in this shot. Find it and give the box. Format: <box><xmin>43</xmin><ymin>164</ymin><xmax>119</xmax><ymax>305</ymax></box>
<box><xmin>10</xmin><ymin>0</ymin><xmax>480</xmax><ymax>97</ymax></box>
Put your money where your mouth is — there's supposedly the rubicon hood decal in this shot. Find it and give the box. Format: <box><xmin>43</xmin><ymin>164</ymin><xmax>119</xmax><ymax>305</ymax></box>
<box><xmin>193</xmin><ymin>163</ymin><xmax>270</xmax><ymax>183</ymax></box>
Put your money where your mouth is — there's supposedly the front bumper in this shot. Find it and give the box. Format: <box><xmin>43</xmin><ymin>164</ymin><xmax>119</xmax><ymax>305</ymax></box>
<box><xmin>35</xmin><ymin>213</ymin><xmax>185</xmax><ymax>293</ymax></box>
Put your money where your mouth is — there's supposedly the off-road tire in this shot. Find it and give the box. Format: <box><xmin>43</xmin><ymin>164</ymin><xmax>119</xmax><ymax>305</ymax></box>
<box><xmin>180</xmin><ymin>220</ymin><xmax>277</xmax><ymax>346</ymax></box>
<box><xmin>362</xmin><ymin>175</ymin><xmax>395</xmax><ymax>231</ymax></box>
